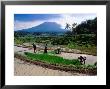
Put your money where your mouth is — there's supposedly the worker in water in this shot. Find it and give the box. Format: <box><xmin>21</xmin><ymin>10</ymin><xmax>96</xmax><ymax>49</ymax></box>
<box><xmin>57</xmin><ymin>46</ymin><xmax>61</xmax><ymax>54</ymax></box>
<box><xmin>44</xmin><ymin>44</ymin><xmax>47</xmax><ymax>53</ymax></box>
<box><xmin>32</xmin><ymin>43</ymin><xmax>36</xmax><ymax>53</ymax></box>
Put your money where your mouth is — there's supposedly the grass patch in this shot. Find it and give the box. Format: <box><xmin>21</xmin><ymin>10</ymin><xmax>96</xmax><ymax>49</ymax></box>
<box><xmin>67</xmin><ymin>43</ymin><xmax>97</xmax><ymax>56</ymax></box>
<box><xmin>24</xmin><ymin>52</ymin><xmax>81</xmax><ymax>66</ymax></box>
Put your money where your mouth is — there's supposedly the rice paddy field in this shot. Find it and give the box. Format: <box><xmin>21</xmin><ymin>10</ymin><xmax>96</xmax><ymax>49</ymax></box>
<box><xmin>14</xmin><ymin>16</ymin><xmax>97</xmax><ymax>76</ymax></box>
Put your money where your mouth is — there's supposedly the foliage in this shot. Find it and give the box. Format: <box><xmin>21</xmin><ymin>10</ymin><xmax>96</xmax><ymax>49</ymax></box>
<box><xmin>67</xmin><ymin>42</ymin><xmax>97</xmax><ymax>56</ymax></box>
<box><xmin>24</xmin><ymin>52</ymin><xmax>81</xmax><ymax>66</ymax></box>
<box><xmin>23</xmin><ymin>52</ymin><xmax>97</xmax><ymax>71</ymax></box>
<box><xmin>94</xmin><ymin>62</ymin><xmax>97</xmax><ymax>66</ymax></box>
<box><xmin>72</xmin><ymin>17</ymin><xmax>97</xmax><ymax>35</ymax></box>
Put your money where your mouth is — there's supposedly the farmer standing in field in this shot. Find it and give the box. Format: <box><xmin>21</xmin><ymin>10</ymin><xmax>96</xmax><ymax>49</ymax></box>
<box><xmin>32</xmin><ymin>43</ymin><xmax>36</xmax><ymax>53</ymax></box>
<box><xmin>44</xmin><ymin>44</ymin><xmax>47</xmax><ymax>53</ymax></box>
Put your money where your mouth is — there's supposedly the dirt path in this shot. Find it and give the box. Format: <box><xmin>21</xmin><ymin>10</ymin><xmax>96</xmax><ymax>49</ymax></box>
<box><xmin>14</xmin><ymin>58</ymin><xmax>87</xmax><ymax>76</ymax></box>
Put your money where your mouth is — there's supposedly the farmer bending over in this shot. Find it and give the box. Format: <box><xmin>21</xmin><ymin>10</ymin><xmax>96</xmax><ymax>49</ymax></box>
<box><xmin>78</xmin><ymin>55</ymin><xmax>87</xmax><ymax>64</ymax></box>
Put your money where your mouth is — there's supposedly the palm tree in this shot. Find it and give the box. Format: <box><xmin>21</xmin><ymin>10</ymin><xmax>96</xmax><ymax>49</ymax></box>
<box><xmin>65</xmin><ymin>23</ymin><xmax>71</xmax><ymax>30</ymax></box>
<box><xmin>72</xmin><ymin>23</ymin><xmax>77</xmax><ymax>34</ymax></box>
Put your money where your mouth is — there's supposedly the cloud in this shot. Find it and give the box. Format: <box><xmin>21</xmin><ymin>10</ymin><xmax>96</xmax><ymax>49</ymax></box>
<box><xmin>14</xmin><ymin>20</ymin><xmax>44</xmax><ymax>31</ymax></box>
<box><xmin>47</xmin><ymin>14</ymin><xmax>96</xmax><ymax>29</ymax></box>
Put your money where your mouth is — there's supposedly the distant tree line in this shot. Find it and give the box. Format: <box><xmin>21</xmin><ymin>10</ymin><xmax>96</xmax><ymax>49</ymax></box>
<box><xmin>66</xmin><ymin>17</ymin><xmax>97</xmax><ymax>35</ymax></box>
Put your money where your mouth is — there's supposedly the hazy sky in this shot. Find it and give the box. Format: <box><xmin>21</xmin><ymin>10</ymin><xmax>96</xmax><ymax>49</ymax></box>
<box><xmin>14</xmin><ymin>14</ymin><xmax>96</xmax><ymax>31</ymax></box>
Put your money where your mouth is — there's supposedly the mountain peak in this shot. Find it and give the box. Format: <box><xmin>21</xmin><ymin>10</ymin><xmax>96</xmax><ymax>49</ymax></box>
<box><xmin>39</xmin><ymin>22</ymin><xmax>61</xmax><ymax>27</ymax></box>
<box><xmin>43</xmin><ymin>22</ymin><xmax>57</xmax><ymax>24</ymax></box>
<box><xmin>16</xmin><ymin>22</ymin><xmax>67</xmax><ymax>33</ymax></box>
